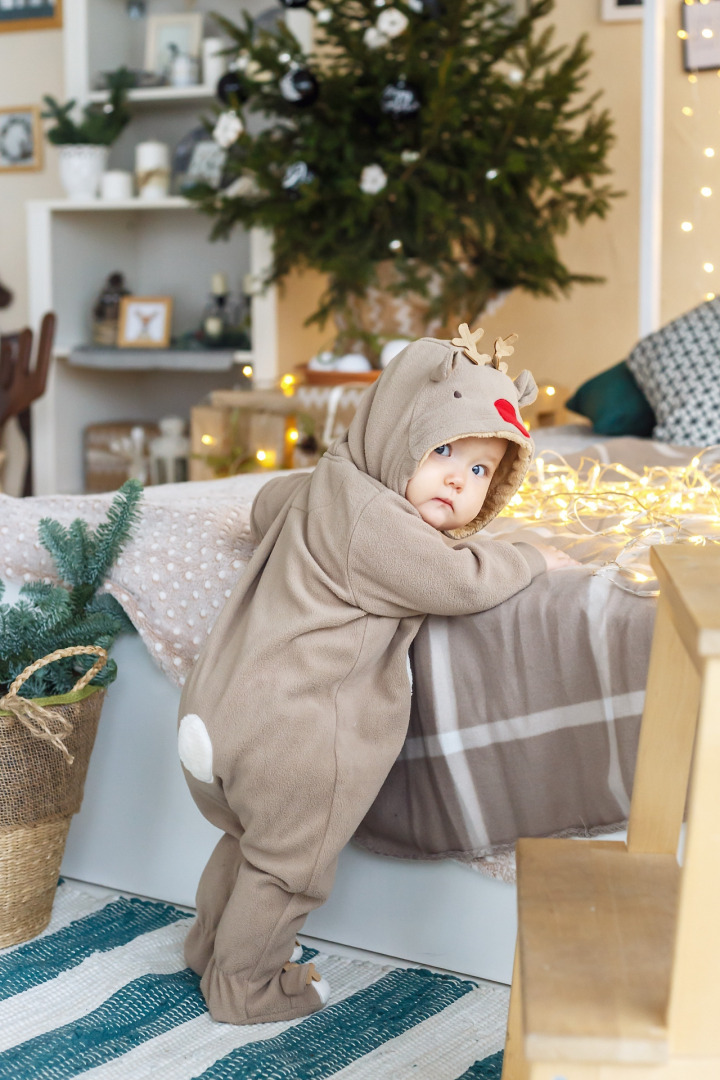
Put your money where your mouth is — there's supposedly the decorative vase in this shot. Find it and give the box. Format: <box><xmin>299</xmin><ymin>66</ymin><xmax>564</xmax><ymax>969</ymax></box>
<box><xmin>333</xmin><ymin>261</ymin><xmax>512</xmax><ymax>364</ymax></box>
<box><xmin>58</xmin><ymin>145</ymin><xmax>110</xmax><ymax>201</ymax></box>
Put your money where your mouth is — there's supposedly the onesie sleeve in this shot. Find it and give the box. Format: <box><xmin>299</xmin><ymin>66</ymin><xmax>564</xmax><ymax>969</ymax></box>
<box><xmin>249</xmin><ymin>472</ymin><xmax>311</xmax><ymax>544</ymax></box>
<box><xmin>347</xmin><ymin>492</ymin><xmax>544</xmax><ymax>618</ymax></box>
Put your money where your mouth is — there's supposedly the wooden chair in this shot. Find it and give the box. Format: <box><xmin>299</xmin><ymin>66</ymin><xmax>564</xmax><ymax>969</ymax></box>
<box><xmin>502</xmin><ymin>543</ymin><xmax>720</xmax><ymax>1080</ymax></box>
<box><xmin>0</xmin><ymin>312</ymin><xmax>56</xmax><ymax>494</ymax></box>
<box><xmin>0</xmin><ymin>311</ymin><xmax>55</xmax><ymax>428</ymax></box>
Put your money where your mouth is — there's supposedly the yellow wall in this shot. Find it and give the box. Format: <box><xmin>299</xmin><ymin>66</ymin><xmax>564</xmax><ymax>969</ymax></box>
<box><xmin>0</xmin><ymin>27</ymin><xmax>63</xmax><ymax>334</ymax></box>
<box><xmin>3</xmin><ymin>1</ymin><xmax>718</xmax><ymax>394</ymax></box>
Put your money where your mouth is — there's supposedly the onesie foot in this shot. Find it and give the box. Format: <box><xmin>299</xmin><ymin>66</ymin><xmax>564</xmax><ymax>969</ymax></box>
<box><xmin>200</xmin><ymin>957</ymin><xmax>331</xmax><ymax>1025</ymax></box>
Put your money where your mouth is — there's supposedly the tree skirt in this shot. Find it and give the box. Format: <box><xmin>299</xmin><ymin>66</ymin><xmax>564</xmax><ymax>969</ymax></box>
<box><xmin>0</xmin><ymin>882</ymin><xmax>508</xmax><ymax>1079</ymax></box>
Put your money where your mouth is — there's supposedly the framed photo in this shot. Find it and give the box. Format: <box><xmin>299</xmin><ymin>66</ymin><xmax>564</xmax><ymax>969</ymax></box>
<box><xmin>144</xmin><ymin>13</ymin><xmax>203</xmax><ymax>78</ymax></box>
<box><xmin>682</xmin><ymin>0</ymin><xmax>720</xmax><ymax>71</ymax></box>
<box><xmin>0</xmin><ymin>106</ymin><xmax>42</xmax><ymax>172</ymax></box>
<box><xmin>0</xmin><ymin>0</ymin><xmax>62</xmax><ymax>33</ymax></box>
<box><xmin>117</xmin><ymin>297</ymin><xmax>173</xmax><ymax>349</ymax></box>
<box><xmin>601</xmin><ymin>0</ymin><xmax>643</xmax><ymax>21</ymax></box>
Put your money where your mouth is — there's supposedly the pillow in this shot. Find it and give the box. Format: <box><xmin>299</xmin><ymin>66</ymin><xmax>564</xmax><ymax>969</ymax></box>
<box><xmin>565</xmin><ymin>361</ymin><xmax>656</xmax><ymax>437</ymax></box>
<box><xmin>624</xmin><ymin>298</ymin><xmax>720</xmax><ymax>445</ymax></box>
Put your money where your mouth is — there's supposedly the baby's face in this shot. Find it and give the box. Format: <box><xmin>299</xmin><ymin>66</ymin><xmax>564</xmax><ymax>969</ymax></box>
<box><xmin>405</xmin><ymin>436</ymin><xmax>508</xmax><ymax>532</ymax></box>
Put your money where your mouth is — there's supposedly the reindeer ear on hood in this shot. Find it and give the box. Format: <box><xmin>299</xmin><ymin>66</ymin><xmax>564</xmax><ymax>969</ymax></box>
<box><xmin>430</xmin><ymin>351</ymin><xmax>459</xmax><ymax>382</ymax></box>
<box><xmin>513</xmin><ymin>369</ymin><xmax>538</xmax><ymax>407</ymax></box>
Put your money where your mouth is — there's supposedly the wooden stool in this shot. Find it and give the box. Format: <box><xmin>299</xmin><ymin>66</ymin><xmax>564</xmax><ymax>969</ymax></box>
<box><xmin>502</xmin><ymin>544</ymin><xmax>720</xmax><ymax>1079</ymax></box>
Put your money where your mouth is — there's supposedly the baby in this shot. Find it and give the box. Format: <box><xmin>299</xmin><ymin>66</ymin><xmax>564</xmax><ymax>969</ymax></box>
<box><xmin>177</xmin><ymin>329</ymin><xmax>575</xmax><ymax>1025</ymax></box>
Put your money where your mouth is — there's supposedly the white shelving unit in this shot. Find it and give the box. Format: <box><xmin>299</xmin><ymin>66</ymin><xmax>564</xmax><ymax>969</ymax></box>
<box><xmin>26</xmin><ymin>0</ymin><xmax>300</xmax><ymax>496</ymax></box>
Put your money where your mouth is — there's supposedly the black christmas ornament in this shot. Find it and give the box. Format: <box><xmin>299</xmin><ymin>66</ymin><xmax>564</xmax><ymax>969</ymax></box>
<box><xmin>282</xmin><ymin>160</ymin><xmax>315</xmax><ymax>194</ymax></box>
<box><xmin>279</xmin><ymin>0</ymin><xmax>311</xmax><ymax>7</ymax></box>
<box><xmin>279</xmin><ymin>67</ymin><xmax>319</xmax><ymax>107</ymax></box>
<box><xmin>408</xmin><ymin>0</ymin><xmax>444</xmax><ymax>18</ymax></box>
<box><xmin>380</xmin><ymin>80</ymin><xmax>421</xmax><ymax>119</ymax></box>
<box><xmin>216</xmin><ymin>70</ymin><xmax>249</xmax><ymax>105</ymax></box>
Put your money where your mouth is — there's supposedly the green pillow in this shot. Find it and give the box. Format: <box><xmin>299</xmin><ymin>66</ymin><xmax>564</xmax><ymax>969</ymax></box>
<box><xmin>565</xmin><ymin>361</ymin><xmax>656</xmax><ymax>437</ymax></box>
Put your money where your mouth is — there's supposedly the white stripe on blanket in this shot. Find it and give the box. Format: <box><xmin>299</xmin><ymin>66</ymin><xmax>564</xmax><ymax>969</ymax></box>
<box><xmin>400</xmin><ymin>689</ymin><xmax>647</xmax><ymax>760</ymax></box>
<box><xmin>428</xmin><ymin>620</ymin><xmax>491</xmax><ymax>849</ymax></box>
<box><xmin>586</xmin><ymin>574</ymin><xmax>632</xmax><ymax>815</ymax></box>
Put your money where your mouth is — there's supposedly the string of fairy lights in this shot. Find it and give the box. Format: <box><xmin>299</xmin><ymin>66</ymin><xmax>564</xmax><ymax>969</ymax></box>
<box><xmin>677</xmin><ymin>0</ymin><xmax>720</xmax><ymax>301</ymax></box>
<box><xmin>502</xmin><ymin>449</ymin><xmax>720</xmax><ymax>596</ymax></box>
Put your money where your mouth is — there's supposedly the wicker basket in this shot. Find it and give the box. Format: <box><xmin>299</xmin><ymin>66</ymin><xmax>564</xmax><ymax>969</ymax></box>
<box><xmin>0</xmin><ymin>646</ymin><xmax>108</xmax><ymax>947</ymax></box>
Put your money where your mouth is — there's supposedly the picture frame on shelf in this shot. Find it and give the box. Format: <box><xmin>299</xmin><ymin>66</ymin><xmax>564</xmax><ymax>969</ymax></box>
<box><xmin>117</xmin><ymin>297</ymin><xmax>173</xmax><ymax>348</ymax></box>
<box><xmin>601</xmin><ymin>0</ymin><xmax>642</xmax><ymax>21</ymax></box>
<box><xmin>682</xmin><ymin>0</ymin><xmax>720</xmax><ymax>71</ymax></box>
<box><xmin>0</xmin><ymin>0</ymin><xmax>61</xmax><ymax>33</ymax></box>
<box><xmin>0</xmin><ymin>106</ymin><xmax>43</xmax><ymax>172</ymax></box>
<box><xmin>144</xmin><ymin>13</ymin><xmax>203</xmax><ymax>79</ymax></box>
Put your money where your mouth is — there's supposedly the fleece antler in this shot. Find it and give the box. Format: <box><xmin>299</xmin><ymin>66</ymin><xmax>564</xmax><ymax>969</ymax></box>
<box><xmin>491</xmin><ymin>333</ymin><xmax>519</xmax><ymax>374</ymax></box>
<box><xmin>451</xmin><ymin>323</ymin><xmax>493</xmax><ymax>366</ymax></box>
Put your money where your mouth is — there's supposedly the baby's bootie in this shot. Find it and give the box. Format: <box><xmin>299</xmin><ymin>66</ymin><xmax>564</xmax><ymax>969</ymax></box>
<box><xmin>281</xmin><ymin>961</ymin><xmax>331</xmax><ymax>1008</ymax></box>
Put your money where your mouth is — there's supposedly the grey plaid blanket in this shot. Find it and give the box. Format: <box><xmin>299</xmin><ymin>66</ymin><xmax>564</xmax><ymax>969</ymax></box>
<box><xmin>0</xmin><ymin>437</ymin><xmax>706</xmax><ymax>877</ymax></box>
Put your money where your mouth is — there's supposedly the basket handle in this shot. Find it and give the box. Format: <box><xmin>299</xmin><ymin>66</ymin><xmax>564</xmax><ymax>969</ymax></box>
<box><xmin>0</xmin><ymin>646</ymin><xmax>109</xmax><ymax>764</ymax></box>
<box><xmin>8</xmin><ymin>645</ymin><xmax>109</xmax><ymax>698</ymax></box>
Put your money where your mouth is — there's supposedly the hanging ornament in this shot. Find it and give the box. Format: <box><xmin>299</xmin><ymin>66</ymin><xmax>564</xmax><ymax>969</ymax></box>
<box><xmin>376</xmin><ymin>8</ymin><xmax>409</xmax><ymax>38</ymax></box>
<box><xmin>380</xmin><ymin>80</ymin><xmax>421</xmax><ymax>119</ymax></box>
<box><xmin>216</xmin><ymin>70</ymin><xmax>250</xmax><ymax>105</ymax></box>
<box><xmin>279</xmin><ymin>0</ymin><xmax>310</xmax><ymax>7</ymax></box>
<box><xmin>407</xmin><ymin>0</ymin><xmax>444</xmax><ymax>17</ymax></box>
<box><xmin>359</xmin><ymin>164</ymin><xmax>388</xmax><ymax>194</ymax></box>
<box><xmin>279</xmin><ymin>67</ymin><xmax>319</xmax><ymax>106</ymax></box>
<box><xmin>282</xmin><ymin>161</ymin><xmax>315</xmax><ymax>191</ymax></box>
<box><xmin>212</xmin><ymin>110</ymin><xmax>244</xmax><ymax>148</ymax></box>
<box><xmin>364</xmin><ymin>26</ymin><xmax>389</xmax><ymax>49</ymax></box>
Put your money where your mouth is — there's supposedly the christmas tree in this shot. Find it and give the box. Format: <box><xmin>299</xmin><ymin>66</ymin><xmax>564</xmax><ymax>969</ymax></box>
<box><xmin>189</xmin><ymin>0</ymin><xmax>619</xmax><ymax>353</ymax></box>
<box><xmin>0</xmin><ymin>480</ymin><xmax>143</xmax><ymax>699</ymax></box>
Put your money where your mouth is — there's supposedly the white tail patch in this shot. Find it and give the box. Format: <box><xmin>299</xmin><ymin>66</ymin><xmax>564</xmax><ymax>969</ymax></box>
<box><xmin>178</xmin><ymin>713</ymin><xmax>214</xmax><ymax>783</ymax></box>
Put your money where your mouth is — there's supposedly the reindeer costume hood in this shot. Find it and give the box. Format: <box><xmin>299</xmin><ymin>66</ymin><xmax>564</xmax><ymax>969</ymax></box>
<box><xmin>328</xmin><ymin>325</ymin><xmax>537</xmax><ymax>536</ymax></box>
<box><xmin>177</xmin><ymin>326</ymin><xmax>544</xmax><ymax>1028</ymax></box>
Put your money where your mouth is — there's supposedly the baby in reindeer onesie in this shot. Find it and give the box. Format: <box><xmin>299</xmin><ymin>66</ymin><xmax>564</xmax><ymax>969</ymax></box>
<box><xmin>177</xmin><ymin>327</ymin><xmax>576</xmax><ymax>1026</ymax></box>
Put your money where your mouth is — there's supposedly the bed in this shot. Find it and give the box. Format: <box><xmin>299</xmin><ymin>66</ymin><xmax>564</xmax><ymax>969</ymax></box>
<box><xmin>1</xmin><ymin>423</ymin><xmax>711</xmax><ymax>983</ymax></box>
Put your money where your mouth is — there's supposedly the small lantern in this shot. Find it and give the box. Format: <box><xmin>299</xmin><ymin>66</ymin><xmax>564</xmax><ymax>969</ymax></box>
<box><xmin>149</xmin><ymin>416</ymin><xmax>190</xmax><ymax>484</ymax></box>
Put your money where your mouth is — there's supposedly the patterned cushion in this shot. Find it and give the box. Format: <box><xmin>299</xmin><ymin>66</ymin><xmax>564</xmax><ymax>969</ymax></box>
<box><xmin>625</xmin><ymin>298</ymin><xmax>720</xmax><ymax>445</ymax></box>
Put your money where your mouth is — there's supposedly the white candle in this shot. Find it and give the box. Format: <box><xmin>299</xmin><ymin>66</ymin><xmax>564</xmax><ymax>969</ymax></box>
<box><xmin>135</xmin><ymin>141</ymin><xmax>170</xmax><ymax>200</ymax></box>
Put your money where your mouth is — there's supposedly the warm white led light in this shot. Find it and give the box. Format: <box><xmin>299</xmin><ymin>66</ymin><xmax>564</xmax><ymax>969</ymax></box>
<box><xmin>702</xmin><ymin>186</ymin><xmax>713</xmax><ymax>196</ymax></box>
<box><xmin>682</xmin><ymin>105</ymin><xmax>693</xmax><ymax>115</ymax></box>
<box><xmin>705</xmin><ymin>147</ymin><xmax>716</xmax><ymax>157</ymax></box>
<box><xmin>678</xmin><ymin>29</ymin><xmax>689</xmax><ymax>39</ymax></box>
<box><xmin>704</xmin><ymin>262</ymin><xmax>715</xmax><ymax>272</ymax></box>
<box><xmin>703</xmin><ymin>28</ymin><xmax>714</xmax><ymax>38</ymax></box>
<box><xmin>707</xmin><ymin>292</ymin><xmax>717</xmax><ymax>300</ymax></box>
<box><xmin>682</xmin><ymin>221</ymin><xmax>694</xmax><ymax>231</ymax></box>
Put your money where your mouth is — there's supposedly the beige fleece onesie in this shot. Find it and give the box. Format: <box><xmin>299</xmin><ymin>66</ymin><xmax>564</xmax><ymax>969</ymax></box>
<box><xmin>177</xmin><ymin>336</ymin><xmax>545</xmax><ymax>1025</ymax></box>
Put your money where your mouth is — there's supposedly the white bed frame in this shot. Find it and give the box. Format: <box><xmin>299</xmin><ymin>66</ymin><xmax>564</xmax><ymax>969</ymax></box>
<box><xmin>54</xmin><ymin>627</ymin><xmax>519</xmax><ymax>984</ymax></box>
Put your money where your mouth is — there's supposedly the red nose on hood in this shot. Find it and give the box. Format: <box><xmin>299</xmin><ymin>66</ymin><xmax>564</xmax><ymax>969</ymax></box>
<box><xmin>494</xmin><ymin>398</ymin><xmax>529</xmax><ymax>438</ymax></box>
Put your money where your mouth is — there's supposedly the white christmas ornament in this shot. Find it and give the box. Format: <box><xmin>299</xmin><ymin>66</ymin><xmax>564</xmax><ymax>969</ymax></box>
<box><xmin>376</xmin><ymin>8</ymin><xmax>409</xmax><ymax>37</ymax></box>
<box><xmin>380</xmin><ymin>338</ymin><xmax>411</xmax><ymax>367</ymax></box>
<box><xmin>360</xmin><ymin>163</ymin><xmax>388</xmax><ymax>194</ymax></box>
<box><xmin>213</xmin><ymin>111</ymin><xmax>244</xmax><ymax>148</ymax></box>
<box><xmin>223</xmin><ymin>172</ymin><xmax>261</xmax><ymax>198</ymax></box>
<box><xmin>363</xmin><ymin>26</ymin><xmax>390</xmax><ymax>49</ymax></box>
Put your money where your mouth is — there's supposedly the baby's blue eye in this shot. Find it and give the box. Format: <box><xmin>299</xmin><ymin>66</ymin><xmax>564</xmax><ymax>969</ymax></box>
<box><xmin>472</xmin><ymin>464</ymin><xmax>488</xmax><ymax>477</ymax></box>
<box><xmin>434</xmin><ymin>445</ymin><xmax>451</xmax><ymax>457</ymax></box>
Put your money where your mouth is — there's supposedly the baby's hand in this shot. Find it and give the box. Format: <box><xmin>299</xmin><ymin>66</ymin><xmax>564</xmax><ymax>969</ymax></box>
<box><xmin>529</xmin><ymin>542</ymin><xmax>582</xmax><ymax>571</ymax></box>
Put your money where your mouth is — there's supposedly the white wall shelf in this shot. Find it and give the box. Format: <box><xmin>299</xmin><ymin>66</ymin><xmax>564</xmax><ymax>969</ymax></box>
<box><xmin>28</xmin><ymin>0</ymin><xmax>282</xmax><ymax>496</ymax></box>
<box><xmin>68</xmin><ymin>346</ymin><xmax>253</xmax><ymax>372</ymax></box>
<box><xmin>87</xmin><ymin>86</ymin><xmax>216</xmax><ymax>107</ymax></box>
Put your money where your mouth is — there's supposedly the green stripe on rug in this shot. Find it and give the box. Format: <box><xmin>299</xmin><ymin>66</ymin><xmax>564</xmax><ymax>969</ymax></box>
<box><xmin>454</xmin><ymin>1049</ymin><xmax>504</xmax><ymax>1078</ymax></box>
<box><xmin>0</xmin><ymin>898</ymin><xmax>191</xmax><ymax>1001</ymax></box>
<box><xmin>194</xmin><ymin>968</ymin><xmax>476</xmax><ymax>1079</ymax></box>
<box><xmin>0</xmin><ymin>965</ymin><xmax>476</xmax><ymax>1079</ymax></box>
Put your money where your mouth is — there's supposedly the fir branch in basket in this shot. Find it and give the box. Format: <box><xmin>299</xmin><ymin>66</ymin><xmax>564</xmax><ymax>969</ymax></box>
<box><xmin>0</xmin><ymin>480</ymin><xmax>143</xmax><ymax>699</ymax></box>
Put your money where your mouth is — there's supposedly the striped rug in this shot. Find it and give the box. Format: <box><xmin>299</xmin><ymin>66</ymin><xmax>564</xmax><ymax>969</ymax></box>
<box><xmin>0</xmin><ymin>882</ymin><xmax>508</xmax><ymax>1079</ymax></box>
